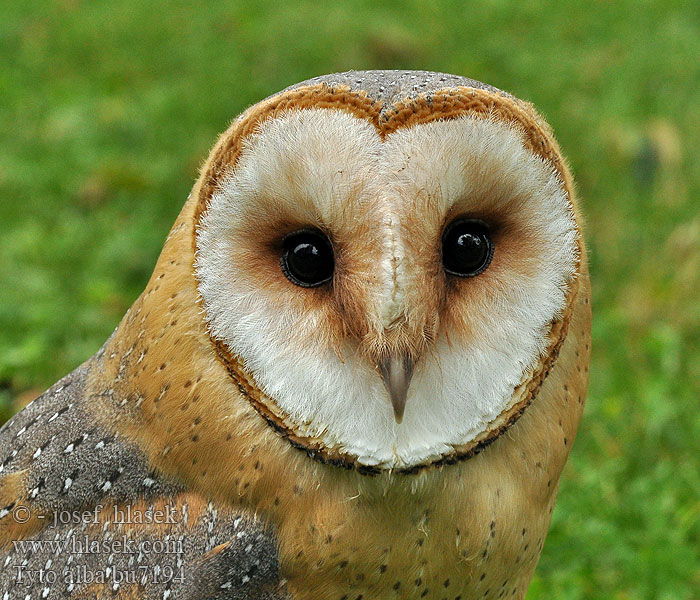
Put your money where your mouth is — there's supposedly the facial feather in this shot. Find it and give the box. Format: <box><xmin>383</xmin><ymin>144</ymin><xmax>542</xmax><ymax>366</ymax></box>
<box><xmin>195</xmin><ymin>108</ymin><xmax>578</xmax><ymax>469</ymax></box>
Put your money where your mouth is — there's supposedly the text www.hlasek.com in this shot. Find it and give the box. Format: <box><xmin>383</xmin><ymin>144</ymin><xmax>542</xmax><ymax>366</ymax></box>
<box><xmin>12</xmin><ymin>535</ymin><xmax>183</xmax><ymax>556</ymax></box>
<box><xmin>12</xmin><ymin>536</ymin><xmax>185</xmax><ymax>586</ymax></box>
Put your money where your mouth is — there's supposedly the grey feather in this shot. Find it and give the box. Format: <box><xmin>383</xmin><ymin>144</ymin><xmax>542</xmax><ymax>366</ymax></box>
<box><xmin>0</xmin><ymin>359</ymin><xmax>289</xmax><ymax>599</ymax></box>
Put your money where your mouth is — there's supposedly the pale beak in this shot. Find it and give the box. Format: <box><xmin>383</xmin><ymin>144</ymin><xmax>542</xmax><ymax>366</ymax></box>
<box><xmin>378</xmin><ymin>354</ymin><xmax>415</xmax><ymax>424</ymax></box>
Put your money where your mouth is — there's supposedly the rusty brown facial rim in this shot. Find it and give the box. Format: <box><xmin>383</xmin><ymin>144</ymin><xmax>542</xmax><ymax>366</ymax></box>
<box><xmin>192</xmin><ymin>83</ymin><xmax>582</xmax><ymax>476</ymax></box>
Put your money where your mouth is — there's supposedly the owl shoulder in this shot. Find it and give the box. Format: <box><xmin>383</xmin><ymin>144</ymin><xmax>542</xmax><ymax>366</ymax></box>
<box><xmin>0</xmin><ymin>357</ymin><xmax>289</xmax><ymax>599</ymax></box>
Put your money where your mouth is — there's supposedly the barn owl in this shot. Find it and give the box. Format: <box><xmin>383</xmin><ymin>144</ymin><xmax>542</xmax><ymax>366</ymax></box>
<box><xmin>0</xmin><ymin>70</ymin><xmax>591</xmax><ymax>599</ymax></box>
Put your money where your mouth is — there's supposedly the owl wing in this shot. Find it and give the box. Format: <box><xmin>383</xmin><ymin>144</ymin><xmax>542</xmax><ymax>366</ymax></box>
<box><xmin>0</xmin><ymin>357</ymin><xmax>290</xmax><ymax>599</ymax></box>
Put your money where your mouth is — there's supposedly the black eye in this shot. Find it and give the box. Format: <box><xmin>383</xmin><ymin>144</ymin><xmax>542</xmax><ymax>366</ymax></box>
<box><xmin>280</xmin><ymin>229</ymin><xmax>335</xmax><ymax>287</ymax></box>
<box><xmin>442</xmin><ymin>219</ymin><xmax>494</xmax><ymax>277</ymax></box>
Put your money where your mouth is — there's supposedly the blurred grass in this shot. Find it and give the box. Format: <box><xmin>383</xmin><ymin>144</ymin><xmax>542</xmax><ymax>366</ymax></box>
<box><xmin>1</xmin><ymin>0</ymin><xmax>699</xmax><ymax>597</ymax></box>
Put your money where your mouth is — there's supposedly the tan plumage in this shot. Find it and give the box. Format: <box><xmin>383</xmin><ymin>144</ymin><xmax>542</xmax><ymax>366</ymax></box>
<box><xmin>0</xmin><ymin>70</ymin><xmax>590</xmax><ymax>599</ymax></box>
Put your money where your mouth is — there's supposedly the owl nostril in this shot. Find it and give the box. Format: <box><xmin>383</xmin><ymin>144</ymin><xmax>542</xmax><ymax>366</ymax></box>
<box><xmin>384</xmin><ymin>313</ymin><xmax>407</xmax><ymax>330</ymax></box>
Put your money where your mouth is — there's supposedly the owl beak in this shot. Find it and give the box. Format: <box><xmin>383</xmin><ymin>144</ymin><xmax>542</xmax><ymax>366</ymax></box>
<box><xmin>378</xmin><ymin>354</ymin><xmax>415</xmax><ymax>424</ymax></box>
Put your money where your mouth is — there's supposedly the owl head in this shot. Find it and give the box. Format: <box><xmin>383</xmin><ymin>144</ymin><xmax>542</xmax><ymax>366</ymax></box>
<box><xmin>192</xmin><ymin>71</ymin><xmax>582</xmax><ymax>473</ymax></box>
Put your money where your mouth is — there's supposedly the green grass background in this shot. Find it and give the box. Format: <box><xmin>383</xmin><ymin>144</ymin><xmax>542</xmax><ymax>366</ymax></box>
<box><xmin>1</xmin><ymin>1</ymin><xmax>699</xmax><ymax>597</ymax></box>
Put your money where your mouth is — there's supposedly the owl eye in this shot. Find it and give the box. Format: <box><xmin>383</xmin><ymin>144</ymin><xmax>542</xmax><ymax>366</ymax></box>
<box><xmin>442</xmin><ymin>219</ymin><xmax>494</xmax><ymax>277</ymax></box>
<box><xmin>280</xmin><ymin>229</ymin><xmax>335</xmax><ymax>287</ymax></box>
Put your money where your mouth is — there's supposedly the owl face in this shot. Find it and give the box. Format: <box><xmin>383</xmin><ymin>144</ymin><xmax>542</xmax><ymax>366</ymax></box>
<box><xmin>194</xmin><ymin>80</ymin><xmax>580</xmax><ymax>471</ymax></box>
